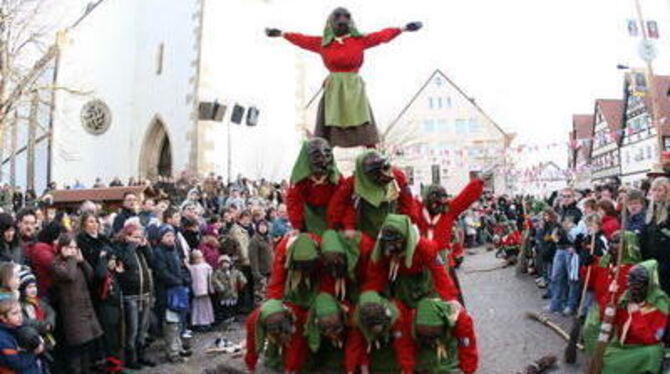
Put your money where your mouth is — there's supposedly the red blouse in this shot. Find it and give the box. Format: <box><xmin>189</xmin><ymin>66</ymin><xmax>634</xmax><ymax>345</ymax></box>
<box><xmin>283</xmin><ymin>28</ymin><xmax>402</xmax><ymax>73</ymax></box>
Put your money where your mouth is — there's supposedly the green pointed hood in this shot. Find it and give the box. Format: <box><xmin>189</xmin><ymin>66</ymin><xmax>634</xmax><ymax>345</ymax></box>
<box><xmin>321</xmin><ymin>229</ymin><xmax>360</xmax><ymax>279</ymax></box>
<box><xmin>600</xmin><ymin>231</ymin><xmax>642</xmax><ymax>267</ymax></box>
<box><xmin>322</xmin><ymin>12</ymin><xmax>364</xmax><ymax>47</ymax></box>
<box><xmin>415</xmin><ymin>298</ymin><xmax>459</xmax><ymax>328</ymax></box>
<box><xmin>285</xmin><ymin>233</ymin><xmax>319</xmax><ymax>267</ymax></box>
<box><xmin>353</xmin><ymin>291</ymin><xmax>398</xmax><ymax>345</ymax></box>
<box><xmin>620</xmin><ymin>260</ymin><xmax>670</xmax><ymax>314</ymax></box>
<box><xmin>289</xmin><ymin>139</ymin><xmax>340</xmax><ymax>185</ymax></box>
<box><xmin>255</xmin><ymin>299</ymin><xmax>288</xmax><ymax>353</ymax></box>
<box><xmin>304</xmin><ymin>293</ymin><xmax>343</xmax><ymax>352</ymax></box>
<box><xmin>371</xmin><ymin>214</ymin><xmax>419</xmax><ymax>269</ymax></box>
<box><xmin>354</xmin><ymin>150</ymin><xmax>394</xmax><ymax>208</ymax></box>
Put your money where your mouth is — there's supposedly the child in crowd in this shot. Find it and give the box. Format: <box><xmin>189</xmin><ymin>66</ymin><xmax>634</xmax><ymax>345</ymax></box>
<box><xmin>0</xmin><ymin>295</ymin><xmax>45</xmax><ymax>373</ymax></box>
<box><xmin>212</xmin><ymin>255</ymin><xmax>247</xmax><ymax>325</ymax></box>
<box><xmin>18</xmin><ymin>269</ymin><xmax>56</xmax><ymax>355</ymax></box>
<box><xmin>188</xmin><ymin>250</ymin><xmax>215</xmax><ymax>332</ymax></box>
<box><xmin>0</xmin><ymin>263</ymin><xmax>20</xmax><ymax>299</ymax></box>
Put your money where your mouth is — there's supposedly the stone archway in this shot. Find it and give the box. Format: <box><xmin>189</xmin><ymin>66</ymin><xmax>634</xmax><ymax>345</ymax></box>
<box><xmin>139</xmin><ymin>116</ymin><xmax>172</xmax><ymax>179</ymax></box>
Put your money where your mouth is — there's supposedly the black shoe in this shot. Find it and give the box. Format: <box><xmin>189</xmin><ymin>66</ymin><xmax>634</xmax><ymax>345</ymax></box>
<box><xmin>542</xmin><ymin>292</ymin><xmax>551</xmax><ymax>299</ymax></box>
<box><xmin>179</xmin><ymin>350</ymin><xmax>193</xmax><ymax>357</ymax></box>
<box><xmin>138</xmin><ymin>357</ymin><xmax>156</xmax><ymax>367</ymax></box>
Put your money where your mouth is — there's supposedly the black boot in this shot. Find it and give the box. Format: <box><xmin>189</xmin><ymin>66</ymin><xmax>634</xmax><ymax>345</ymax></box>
<box><xmin>124</xmin><ymin>349</ymin><xmax>142</xmax><ymax>370</ymax></box>
<box><xmin>137</xmin><ymin>347</ymin><xmax>156</xmax><ymax>368</ymax></box>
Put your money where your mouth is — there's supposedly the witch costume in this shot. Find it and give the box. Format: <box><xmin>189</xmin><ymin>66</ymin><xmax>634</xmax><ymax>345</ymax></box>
<box><xmin>276</xmin><ymin>9</ymin><xmax>420</xmax><ymax>147</ymax></box>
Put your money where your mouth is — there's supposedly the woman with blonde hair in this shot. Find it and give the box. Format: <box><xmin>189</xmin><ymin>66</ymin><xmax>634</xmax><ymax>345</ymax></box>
<box><xmin>641</xmin><ymin>177</ymin><xmax>670</xmax><ymax>294</ymax></box>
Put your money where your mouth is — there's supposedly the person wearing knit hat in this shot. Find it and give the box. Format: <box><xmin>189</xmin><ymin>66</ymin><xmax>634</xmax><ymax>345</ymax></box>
<box><xmin>212</xmin><ymin>255</ymin><xmax>247</xmax><ymax>324</ymax></box>
<box><xmin>265</xmin><ymin>233</ymin><xmax>321</xmax><ymax>308</ymax></box>
<box><xmin>319</xmin><ymin>229</ymin><xmax>375</xmax><ymax>303</ymax></box>
<box><xmin>413</xmin><ymin>297</ymin><xmax>479</xmax><ymax>374</ymax></box>
<box><xmin>286</xmin><ymin>138</ymin><xmax>341</xmax><ymax>236</ymax></box>
<box><xmin>244</xmin><ymin>299</ymin><xmax>308</xmax><ymax>373</ymax></box>
<box><xmin>17</xmin><ymin>268</ymin><xmax>56</xmax><ymax>355</ymax></box>
<box><xmin>345</xmin><ymin>291</ymin><xmax>415</xmax><ymax>374</ymax></box>
<box><xmin>303</xmin><ymin>293</ymin><xmax>351</xmax><ymax>372</ymax></box>
<box><xmin>362</xmin><ymin>214</ymin><xmax>459</xmax><ymax>308</ymax></box>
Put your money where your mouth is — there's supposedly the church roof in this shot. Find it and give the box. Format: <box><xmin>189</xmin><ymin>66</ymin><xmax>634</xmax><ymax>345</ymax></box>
<box><xmin>383</xmin><ymin>69</ymin><xmax>511</xmax><ymax>141</ymax></box>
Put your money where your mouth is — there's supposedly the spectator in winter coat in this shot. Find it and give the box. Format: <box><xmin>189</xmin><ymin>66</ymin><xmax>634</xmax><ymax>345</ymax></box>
<box><xmin>0</xmin><ymin>296</ymin><xmax>44</xmax><ymax>374</ymax></box>
<box><xmin>625</xmin><ymin>189</ymin><xmax>647</xmax><ymax>234</ymax></box>
<box><xmin>152</xmin><ymin>224</ymin><xmax>191</xmax><ymax>363</ymax></box>
<box><xmin>248</xmin><ymin>220</ymin><xmax>273</xmax><ymax>305</ymax></box>
<box><xmin>26</xmin><ymin>221</ymin><xmax>63</xmax><ymax>300</ymax></box>
<box><xmin>0</xmin><ymin>213</ymin><xmax>23</xmax><ymax>265</ymax></box>
<box><xmin>641</xmin><ymin>177</ymin><xmax>670</xmax><ymax>295</ymax></box>
<box><xmin>50</xmin><ymin>233</ymin><xmax>103</xmax><ymax>374</ymax></box>
<box><xmin>113</xmin><ymin>223</ymin><xmax>155</xmax><ymax>369</ymax></box>
<box><xmin>111</xmin><ymin>192</ymin><xmax>139</xmax><ymax>235</ymax></box>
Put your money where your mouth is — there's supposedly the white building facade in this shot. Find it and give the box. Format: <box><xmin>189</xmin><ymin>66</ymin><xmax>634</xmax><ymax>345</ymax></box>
<box><xmin>385</xmin><ymin>70</ymin><xmax>512</xmax><ymax>195</ymax></box>
<box><xmin>47</xmin><ymin>0</ymin><xmax>302</xmax><ymax>187</ymax></box>
<box><xmin>590</xmin><ymin>99</ymin><xmax>623</xmax><ymax>185</ymax></box>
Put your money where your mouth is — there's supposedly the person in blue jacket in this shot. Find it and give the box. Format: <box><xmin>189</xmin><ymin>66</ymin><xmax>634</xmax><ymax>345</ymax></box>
<box><xmin>0</xmin><ymin>293</ymin><xmax>45</xmax><ymax>373</ymax></box>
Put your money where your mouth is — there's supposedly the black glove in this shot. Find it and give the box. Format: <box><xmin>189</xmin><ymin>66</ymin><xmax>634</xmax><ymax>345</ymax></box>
<box><xmin>405</xmin><ymin>22</ymin><xmax>423</xmax><ymax>32</ymax></box>
<box><xmin>265</xmin><ymin>28</ymin><xmax>282</xmax><ymax>37</ymax></box>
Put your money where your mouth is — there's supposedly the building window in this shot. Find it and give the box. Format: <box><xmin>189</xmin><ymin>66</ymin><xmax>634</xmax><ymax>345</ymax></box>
<box><xmin>664</xmin><ymin>136</ymin><xmax>670</xmax><ymax>151</ymax></box>
<box><xmin>455</xmin><ymin>119</ymin><xmax>467</xmax><ymax>134</ymax></box>
<box><xmin>423</xmin><ymin>120</ymin><xmax>435</xmax><ymax>132</ymax></box>
<box><xmin>431</xmin><ymin>164</ymin><xmax>440</xmax><ymax>184</ymax></box>
<box><xmin>647</xmin><ymin>145</ymin><xmax>652</xmax><ymax>159</ymax></box>
<box><xmin>156</xmin><ymin>43</ymin><xmax>164</xmax><ymax>75</ymax></box>
<box><xmin>428</xmin><ymin>97</ymin><xmax>434</xmax><ymax>110</ymax></box>
<box><xmin>437</xmin><ymin>97</ymin><xmax>443</xmax><ymax>109</ymax></box>
<box><xmin>445</xmin><ymin>97</ymin><xmax>452</xmax><ymax>108</ymax></box>
<box><xmin>81</xmin><ymin>99</ymin><xmax>112</xmax><ymax>135</ymax></box>
<box><xmin>468</xmin><ymin>119</ymin><xmax>480</xmax><ymax>133</ymax></box>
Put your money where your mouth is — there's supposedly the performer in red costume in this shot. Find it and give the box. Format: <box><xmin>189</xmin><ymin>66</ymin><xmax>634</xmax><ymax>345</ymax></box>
<box><xmin>244</xmin><ymin>299</ymin><xmax>308</xmax><ymax>373</ymax></box>
<box><xmin>286</xmin><ymin>138</ymin><xmax>341</xmax><ymax>236</ymax></box>
<box><xmin>327</xmin><ymin>150</ymin><xmax>415</xmax><ymax>239</ymax></box>
<box><xmin>362</xmin><ymin>214</ymin><xmax>459</xmax><ymax>308</ymax></box>
<box><xmin>345</xmin><ymin>291</ymin><xmax>415</xmax><ymax>374</ymax></box>
<box><xmin>266</xmin><ymin>8</ymin><xmax>422</xmax><ymax>148</ymax></box>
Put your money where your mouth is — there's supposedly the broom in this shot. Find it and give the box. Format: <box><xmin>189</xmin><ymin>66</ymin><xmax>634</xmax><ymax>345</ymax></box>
<box><xmin>564</xmin><ymin>233</ymin><xmax>596</xmax><ymax>363</ymax></box>
<box><xmin>583</xmin><ymin>200</ymin><xmax>627</xmax><ymax>374</ymax></box>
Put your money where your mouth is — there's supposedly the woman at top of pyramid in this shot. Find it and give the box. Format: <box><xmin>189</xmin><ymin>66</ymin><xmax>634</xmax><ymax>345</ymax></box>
<box><xmin>266</xmin><ymin>7</ymin><xmax>422</xmax><ymax>148</ymax></box>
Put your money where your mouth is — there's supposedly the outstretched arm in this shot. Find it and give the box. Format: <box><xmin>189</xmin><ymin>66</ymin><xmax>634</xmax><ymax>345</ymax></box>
<box><xmin>282</xmin><ymin>32</ymin><xmax>322</xmax><ymax>53</ymax></box>
<box><xmin>361</xmin><ymin>28</ymin><xmax>402</xmax><ymax>49</ymax></box>
<box><xmin>447</xmin><ymin>179</ymin><xmax>484</xmax><ymax>218</ymax></box>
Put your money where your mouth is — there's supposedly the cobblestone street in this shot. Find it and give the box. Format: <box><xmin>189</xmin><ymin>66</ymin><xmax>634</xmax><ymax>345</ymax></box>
<box><xmin>139</xmin><ymin>247</ymin><xmax>586</xmax><ymax>373</ymax></box>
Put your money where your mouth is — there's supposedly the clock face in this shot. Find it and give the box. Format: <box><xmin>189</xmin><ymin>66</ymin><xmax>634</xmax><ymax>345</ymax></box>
<box><xmin>638</xmin><ymin>40</ymin><xmax>658</xmax><ymax>63</ymax></box>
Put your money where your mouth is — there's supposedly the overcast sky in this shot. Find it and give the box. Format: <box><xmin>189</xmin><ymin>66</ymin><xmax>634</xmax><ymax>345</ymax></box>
<box><xmin>57</xmin><ymin>0</ymin><xmax>670</xmax><ymax>172</ymax></box>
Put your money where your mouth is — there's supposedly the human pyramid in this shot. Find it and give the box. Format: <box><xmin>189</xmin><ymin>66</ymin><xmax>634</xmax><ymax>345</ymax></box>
<box><xmin>245</xmin><ymin>8</ymin><xmax>489</xmax><ymax>373</ymax></box>
<box><xmin>243</xmin><ymin>138</ymin><xmax>487</xmax><ymax>374</ymax></box>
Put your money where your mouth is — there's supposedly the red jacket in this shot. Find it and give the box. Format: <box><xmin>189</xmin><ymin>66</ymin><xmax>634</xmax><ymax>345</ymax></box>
<box><xmin>327</xmin><ymin>168</ymin><xmax>415</xmax><ymax>231</ymax></box>
<box><xmin>266</xmin><ymin>234</ymin><xmax>322</xmax><ymax>300</ymax></box>
<box><xmin>286</xmin><ymin>178</ymin><xmax>340</xmax><ymax>231</ymax></box>
<box><xmin>26</xmin><ymin>242</ymin><xmax>57</xmax><ymax>299</ymax></box>
<box><xmin>414</xmin><ymin>179</ymin><xmax>484</xmax><ymax>251</ymax></box>
<box><xmin>613</xmin><ymin>302</ymin><xmax>668</xmax><ymax>345</ymax></box>
<box><xmin>344</xmin><ymin>301</ymin><xmax>415</xmax><ymax>374</ymax></box>
<box><xmin>283</xmin><ymin>28</ymin><xmax>402</xmax><ymax>73</ymax></box>
<box><xmin>244</xmin><ymin>302</ymin><xmax>308</xmax><ymax>372</ymax></box>
<box><xmin>362</xmin><ymin>238</ymin><xmax>459</xmax><ymax>302</ymax></box>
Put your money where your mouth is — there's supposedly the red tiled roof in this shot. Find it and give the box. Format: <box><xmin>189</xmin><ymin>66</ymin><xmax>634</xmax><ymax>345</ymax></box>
<box><xmin>596</xmin><ymin>99</ymin><xmax>624</xmax><ymax>133</ymax></box>
<box><xmin>573</xmin><ymin>114</ymin><xmax>593</xmax><ymax>161</ymax></box>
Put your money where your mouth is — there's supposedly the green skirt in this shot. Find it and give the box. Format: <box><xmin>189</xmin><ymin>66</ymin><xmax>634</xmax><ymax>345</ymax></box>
<box><xmin>602</xmin><ymin>342</ymin><xmax>664</xmax><ymax>374</ymax></box>
<box><xmin>324</xmin><ymin>72</ymin><xmax>372</xmax><ymax>128</ymax></box>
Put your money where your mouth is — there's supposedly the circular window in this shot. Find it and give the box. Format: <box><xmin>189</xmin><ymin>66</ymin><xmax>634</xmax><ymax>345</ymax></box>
<box><xmin>81</xmin><ymin>99</ymin><xmax>111</xmax><ymax>135</ymax></box>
